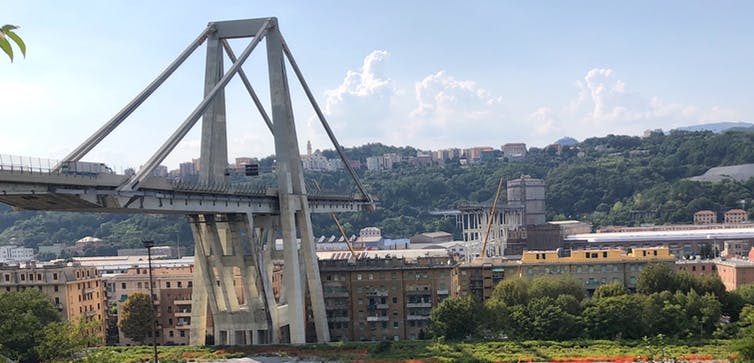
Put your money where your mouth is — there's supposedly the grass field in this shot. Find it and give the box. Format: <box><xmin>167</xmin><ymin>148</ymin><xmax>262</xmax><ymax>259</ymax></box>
<box><xmin>80</xmin><ymin>339</ymin><xmax>739</xmax><ymax>362</ymax></box>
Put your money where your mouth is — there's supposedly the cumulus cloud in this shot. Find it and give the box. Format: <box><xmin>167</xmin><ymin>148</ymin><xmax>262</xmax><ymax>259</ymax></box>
<box><xmin>321</xmin><ymin>50</ymin><xmax>395</xmax><ymax>144</ymax></box>
<box><xmin>528</xmin><ymin>107</ymin><xmax>560</xmax><ymax>136</ymax></box>
<box><xmin>564</xmin><ymin>68</ymin><xmax>737</xmax><ymax>138</ymax></box>
<box><xmin>393</xmin><ymin>71</ymin><xmax>506</xmax><ymax>147</ymax></box>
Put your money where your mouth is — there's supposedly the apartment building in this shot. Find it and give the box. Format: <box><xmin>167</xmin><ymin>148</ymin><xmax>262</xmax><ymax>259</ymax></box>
<box><xmin>694</xmin><ymin>210</ymin><xmax>717</xmax><ymax>224</ymax></box>
<box><xmin>317</xmin><ymin>252</ymin><xmax>457</xmax><ymax>341</ymax></box>
<box><xmin>0</xmin><ymin>261</ymin><xmax>107</xmax><ymax>341</ymax></box>
<box><xmin>458</xmin><ymin>247</ymin><xmax>675</xmax><ymax>300</ymax></box>
<box><xmin>107</xmin><ymin>264</ymin><xmax>195</xmax><ymax>346</ymax></box>
<box><xmin>725</xmin><ymin>209</ymin><xmax>749</xmax><ymax>224</ymax></box>
<box><xmin>711</xmin><ymin>259</ymin><xmax>754</xmax><ymax>291</ymax></box>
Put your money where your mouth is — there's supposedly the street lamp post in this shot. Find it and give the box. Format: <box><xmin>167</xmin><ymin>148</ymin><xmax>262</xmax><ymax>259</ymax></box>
<box><xmin>143</xmin><ymin>240</ymin><xmax>159</xmax><ymax>363</ymax></box>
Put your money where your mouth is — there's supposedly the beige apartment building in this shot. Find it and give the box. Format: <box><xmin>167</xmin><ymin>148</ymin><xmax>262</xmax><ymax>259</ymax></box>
<box><xmin>694</xmin><ymin>210</ymin><xmax>718</xmax><ymax>224</ymax></box>
<box><xmin>108</xmin><ymin>264</ymin><xmax>195</xmax><ymax>345</ymax></box>
<box><xmin>318</xmin><ymin>252</ymin><xmax>457</xmax><ymax>341</ymax></box>
<box><xmin>0</xmin><ymin>261</ymin><xmax>107</xmax><ymax>342</ymax></box>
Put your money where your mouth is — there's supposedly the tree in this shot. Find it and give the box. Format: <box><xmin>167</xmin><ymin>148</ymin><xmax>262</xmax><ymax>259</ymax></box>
<box><xmin>734</xmin><ymin>305</ymin><xmax>754</xmax><ymax>361</ymax></box>
<box><xmin>0</xmin><ymin>24</ymin><xmax>25</xmax><ymax>62</ymax></box>
<box><xmin>0</xmin><ymin>290</ymin><xmax>61</xmax><ymax>362</ymax></box>
<box><xmin>491</xmin><ymin>277</ymin><xmax>530</xmax><ymax>306</ymax></box>
<box><xmin>118</xmin><ymin>293</ymin><xmax>155</xmax><ymax>344</ymax></box>
<box><xmin>637</xmin><ymin>263</ymin><xmax>677</xmax><ymax>294</ymax></box>
<box><xmin>429</xmin><ymin>296</ymin><xmax>483</xmax><ymax>340</ymax></box>
<box><xmin>583</xmin><ymin>294</ymin><xmax>647</xmax><ymax>340</ymax></box>
<box><xmin>36</xmin><ymin>319</ymin><xmax>100</xmax><ymax>362</ymax></box>
<box><xmin>526</xmin><ymin>296</ymin><xmax>581</xmax><ymax>340</ymax></box>
<box><xmin>528</xmin><ymin>274</ymin><xmax>586</xmax><ymax>302</ymax></box>
<box><xmin>593</xmin><ymin>282</ymin><xmax>628</xmax><ymax>299</ymax></box>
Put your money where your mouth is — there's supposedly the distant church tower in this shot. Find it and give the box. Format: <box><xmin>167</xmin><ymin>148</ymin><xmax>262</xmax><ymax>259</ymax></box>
<box><xmin>307</xmin><ymin>140</ymin><xmax>312</xmax><ymax>157</ymax></box>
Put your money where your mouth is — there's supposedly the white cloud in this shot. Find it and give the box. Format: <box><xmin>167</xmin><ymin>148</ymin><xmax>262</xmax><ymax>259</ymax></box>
<box><xmin>392</xmin><ymin>71</ymin><xmax>506</xmax><ymax>148</ymax></box>
<box><xmin>528</xmin><ymin>107</ymin><xmax>559</xmax><ymax>136</ymax></box>
<box><xmin>321</xmin><ymin>50</ymin><xmax>395</xmax><ymax>144</ymax></box>
<box><xmin>557</xmin><ymin>68</ymin><xmax>739</xmax><ymax>140</ymax></box>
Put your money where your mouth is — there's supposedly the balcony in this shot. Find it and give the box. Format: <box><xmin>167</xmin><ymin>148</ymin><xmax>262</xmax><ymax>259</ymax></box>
<box><xmin>324</xmin><ymin>290</ymin><xmax>349</xmax><ymax>298</ymax></box>
<box><xmin>436</xmin><ymin>289</ymin><xmax>449</xmax><ymax>295</ymax></box>
<box><xmin>173</xmin><ymin>299</ymin><xmax>192</xmax><ymax>305</ymax></box>
<box><xmin>406</xmin><ymin>302</ymin><xmax>432</xmax><ymax>308</ymax></box>
<box><xmin>407</xmin><ymin>315</ymin><xmax>430</xmax><ymax>320</ymax></box>
<box><xmin>369</xmin><ymin>303</ymin><xmax>389</xmax><ymax>310</ymax></box>
<box><xmin>328</xmin><ymin>316</ymin><xmax>350</xmax><ymax>323</ymax></box>
<box><xmin>366</xmin><ymin>316</ymin><xmax>389</xmax><ymax>322</ymax></box>
<box><xmin>366</xmin><ymin>290</ymin><xmax>389</xmax><ymax>297</ymax></box>
<box><xmin>174</xmin><ymin>309</ymin><xmax>192</xmax><ymax>317</ymax></box>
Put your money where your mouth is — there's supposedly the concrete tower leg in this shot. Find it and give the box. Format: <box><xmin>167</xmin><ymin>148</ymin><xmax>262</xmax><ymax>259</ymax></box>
<box><xmin>200</xmin><ymin>31</ymin><xmax>228</xmax><ymax>183</ymax></box>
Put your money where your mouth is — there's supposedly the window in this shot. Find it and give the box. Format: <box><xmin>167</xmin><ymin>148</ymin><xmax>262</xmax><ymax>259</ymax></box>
<box><xmin>4</xmin><ymin>274</ymin><xmax>8</xmax><ymax>282</ymax></box>
<box><xmin>166</xmin><ymin>282</ymin><xmax>171</xmax><ymax>288</ymax></box>
<box><xmin>169</xmin><ymin>331</ymin><xmax>174</xmax><ymax>337</ymax></box>
<box><xmin>602</xmin><ymin>252</ymin><xmax>608</xmax><ymax>258</ymax></box>
<box><xmin>53</xmin><ymin>273</ymin><xmax>58</xmax><ymax>280</ymax></box>
<box><xmin>177</xmin><ymin>281</ymin><xmax>182</xmax><ymax>288</ymax></box>
<box><xmin>121</xmin><ymin>283</ymin><xmax>126</xmax><ymax>289</ymax></box>
<box><xmin>180</xmin><ymin>330</ymin><xmax>185</xmax><ymax>337</ymax></box>
<box><xmin>357</xmin><ymin>274</ymin><xmax>362</xmax><ymax>281</ymax></box>
<box><xmin>37</xmin><ymin>274</ymin><xmax>42</xmax><ymax>281</ymax></box>
<box><xmin>20</xmin><ymin>274</ymin><xmax>25</xmax><ymax>281</ymax></box>
<box><xmin>188</xmin><ymin>281</ymin><xmax>192</xmax><ymax>288</ymax></box>
<box><xmin>54</xmin><ymin>286</ymin><xmax>59</xmax><ymax>292</ymax></box>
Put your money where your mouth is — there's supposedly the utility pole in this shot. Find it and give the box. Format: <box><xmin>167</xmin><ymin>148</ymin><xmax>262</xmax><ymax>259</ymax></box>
<box><xmin>143</xmin><ymin>240</ymin><xmax>159</xmax><ymax>363</ymax></box>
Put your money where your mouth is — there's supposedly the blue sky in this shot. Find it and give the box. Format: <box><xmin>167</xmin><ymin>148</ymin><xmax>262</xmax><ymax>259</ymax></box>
<box><xmin>2</xmin><ymin>1</ymin><xmax>753</xmax><ymax>170</ymax></box>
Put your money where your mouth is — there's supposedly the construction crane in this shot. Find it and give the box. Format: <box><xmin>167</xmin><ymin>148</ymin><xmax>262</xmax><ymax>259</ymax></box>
<box><xmin>478</xmin><ymin>176</ymin><xmax>505</xmax><ymax>260</ymax></box>
<box><xmin>313</xmin><ymin>180</ymin><xmax>358</xmax><ymax>258</ymax></box>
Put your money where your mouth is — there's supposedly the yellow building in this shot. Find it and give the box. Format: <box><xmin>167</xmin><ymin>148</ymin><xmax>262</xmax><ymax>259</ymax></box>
<box><xmin>458</xmin><ymin>247</ymin><xmax>675</xmax><ymax>300</ymax></box>
<box><xmin>0</xmin><ymin>261</ymin><xmax>107</xmax><ymax>342</ymax></box>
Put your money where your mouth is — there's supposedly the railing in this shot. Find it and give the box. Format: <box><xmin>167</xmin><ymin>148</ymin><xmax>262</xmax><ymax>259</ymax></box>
<box><xmin>0</xmin><ymin>154</ymin><xmax>134</xmax><ymax>175</ymax></box>
<box><xmin>0</xmin><ymin>154</ymin><xmax>59</xmax><ymax>173</ymax></box>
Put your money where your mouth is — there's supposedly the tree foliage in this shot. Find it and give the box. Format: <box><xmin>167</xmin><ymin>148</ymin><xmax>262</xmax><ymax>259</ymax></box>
<box><xmin>2</xmin><ymin>130</ymin><xmax>754</xmax><ymax>247</ymax></box>
<box><xmin>0</xmin><ymin>290</ymin><xmax>60</xmax><ymax>362</ymax></box>
<box><xmin>429</xmin><ymin>296</ymin><xmax>484</xmax><ymax>340</ymax></box>
<box><xmin>434</xmin><ymin>269</ymin><xmax>733</xmax><ymax>342</ymax></box>
<box><xmin>35</xmin><ymin>319</ymin><xmax>101</xmax><ymax>362</ymax></box>
<box><xmin>118</xmin><ymin>292</ymin><xmax>155</xmax><ymax>344</ymax></box>
<box><xmin>0</xmin><ymin>24</ymin><xmax>25</xmax><ymax>62</ymax></box>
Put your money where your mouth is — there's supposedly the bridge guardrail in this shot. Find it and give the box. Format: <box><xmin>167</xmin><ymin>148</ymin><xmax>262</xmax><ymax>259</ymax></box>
<box><xmin>0</xmin><ymin>154</ymin><xmax>59</xmax><ymax>173</ymax></box>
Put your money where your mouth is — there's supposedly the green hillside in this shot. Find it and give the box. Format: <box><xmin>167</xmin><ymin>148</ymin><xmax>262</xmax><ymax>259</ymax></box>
<box><xmin>1</xmin><ymin>130</ymin><xmax>754</xmax><ymax>253</ymax></box>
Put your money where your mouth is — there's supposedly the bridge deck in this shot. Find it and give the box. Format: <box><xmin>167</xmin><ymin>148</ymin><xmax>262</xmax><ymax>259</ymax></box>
<box><xmin>0</xmin><ymin>170</ymin><xmax>372</xmax><ymax>214</ymax></box>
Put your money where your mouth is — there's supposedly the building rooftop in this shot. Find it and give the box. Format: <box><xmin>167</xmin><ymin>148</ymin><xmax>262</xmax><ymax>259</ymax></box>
<box><xmin>565</xmin><ymin>228</ymin><xmax>754</xmax><ymax>242</ymax></box>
